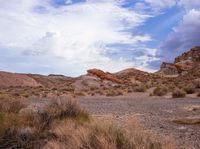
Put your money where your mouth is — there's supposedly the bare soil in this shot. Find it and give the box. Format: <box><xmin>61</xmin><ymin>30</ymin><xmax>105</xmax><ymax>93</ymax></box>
<box><xmin>77</xmin><ymin>93</ymin><xmax>200</xmax><ymax>149</ymax></box>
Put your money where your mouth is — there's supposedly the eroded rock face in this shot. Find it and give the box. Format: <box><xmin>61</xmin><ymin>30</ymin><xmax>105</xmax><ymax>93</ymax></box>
<box><xmin>0</xmin><ymin>71</ymin><xmax>41</xmax><ymax>87</ymax></box>
<box><xmin>158</xmin><ymin>46</ymin><xmax>200</xmax><ymax>76</ymax></box>
<box><xmin>159</xmin><ymin>62</ymin><xmax>179</xmax><ymax>76</ymax></box>
<box><xmin>87</xmin><ymin>69</ymin><xmax>123</xmax><ymax>84</ymax></box>
<box><xmin>175</xmin><ymin>46</ymin><xmax>200</xmax><ymax>63</ymax></box>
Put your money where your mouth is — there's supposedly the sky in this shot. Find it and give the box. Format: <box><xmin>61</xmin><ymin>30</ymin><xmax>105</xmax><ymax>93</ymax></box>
<box><xmin>0</xmin><ymin>0</ymin><xmax>200</xmax><ymax>76</ymax></box>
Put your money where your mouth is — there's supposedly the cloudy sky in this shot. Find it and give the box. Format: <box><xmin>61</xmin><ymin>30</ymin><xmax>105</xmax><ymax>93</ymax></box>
<box><xmin>0</xmin><ymin>0</ymin><xmax>200</xmax><ymax>76</ymax></box>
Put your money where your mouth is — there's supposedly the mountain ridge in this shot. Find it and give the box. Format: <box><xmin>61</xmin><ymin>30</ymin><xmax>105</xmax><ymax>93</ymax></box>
<box><xmin>0</xmin><ymin>46</ymin><xmax>199</xmax><ymax>88</ymax></box>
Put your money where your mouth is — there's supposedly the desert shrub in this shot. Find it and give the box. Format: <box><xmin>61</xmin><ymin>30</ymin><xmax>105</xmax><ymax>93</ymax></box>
<box><xmin>149</xmin><ymin>93</ymin><xmax>153</xmax><ymax>96</ymax></box>
<box><xmin>59</xmin><ymin>86</ymin><xmax>74</xmax><ymax>92</ymax></box>
<box><xmin>175</xmin><ymin>83</ymin><xmax>183</xmax><ymax>89</ymax></box>
<box><xmin>153</xmin><ymin>86</ymin><xmax>168</xmax><ymax>96</ymax></box>
<box><xmin>55</xmin><ymin>98</ymin><xmax>89</xmax><ymax>119</ymax></box>
<box><xmin>133</xmin><ymin>85</ymin><xmax>146</xmax><ymax>92</ymax></box>
<box><xmin>0</xmin><ymin>98</ymin><xmax>25</xmax><ymax>113</ymax></box>
<box><xmin>44</xmin><ymin>118</ymin><xmax>176</xmax><ymax>149</ymax></box>
<box><xmin>194</xmin><ymin>79</ymin><xmax>200</xmax><ymax>88</ymax></box>
<box><xmin>167</xmin><ymin>84</ymin><xmax>176</xmax><ymax>92</ymax></box>
<box><xmin>0</xmin><ymin>97</ymin><xmax>89</xmax><ymax>148</ymax></box>
<box><xmin>184</xmin><ymin>84</ymin><xmax>196</xmax><ymax>94</ymax></box>
<box><xmin>75</xmin><ymin>92</ymin><xmax>86</xmax><ymax>96</ymax></box>
<box><xmin>106</xmin><ymin>89</ymin><xmax>123</xmax><ymax>96</ymax></box>
<box><xmin>0</xmin><ymin>113</ymin><xmax>19</xmax><ymax>134</ymax></box>
<box><xmin>0</xmin><ymin>112</ymin><xmax>47</xmax><ymax>148</ymax></box>
<box><xmin>26</xmin><ymin>98</ymin><xmax>89</xmax><ymax>130</ymax></box>
<box><xmin>145</xmin><ymin>81</ymin><xmax>153</xmax><ymax>89</ymax></box>
<box><xmin>172</xmin><ymin>89</ymin><xmax>186</xmax><ymax>98</ymax></box>
<box><xmin>90</xmin><ymin>86</ymin><xmax>98</xmax><ymax>91</ymax></box>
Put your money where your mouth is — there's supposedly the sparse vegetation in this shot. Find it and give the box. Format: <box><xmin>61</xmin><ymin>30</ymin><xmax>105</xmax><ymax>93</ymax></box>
<box><xmin>106</xmin><ymin>89</ymin><xmax>123</xmax><ymax>96</ymax></box>
<box><xmin>44</xmin><ymin>118</ymin><xmax>176</xmax><ymax>149</ymax></box>
<box><xmin>133</xmin><ymin>85</ymin><xmax>146</xmax><ymax>92</ymax></box>
<box><xmin>0</xmin><ymin>95</ymin><xmax>178</xmax><ymax>149</ymax></box>
<box><xmin>153</xmin><ymin>86</ymin><xmax>168</xmax><ymax>96</ymax></box>
<box><xmin>75</xmin><ymin>92</ymin><xmax>86</xmax><ymax>96</ymax></box>
<box><xmin>184</xmin><ymin>84</ymin><xmax>196</xmax><ymax>94</ymax></box>
<box><xmin>0</xmin><ymin>97</ymin><xmax>89</xmax><ymax>148</ymax></box>
<box><xmin>172</xmin><ymin>89</ymin><xmax>186</xmax><ymax>98</ymax></box>
<box><xmin>0</xmin><ymin>97</ymin><xmax>25</xmax><ymax>113</ymax></box>
<box><xmin>194</xmin><ymin>79</ymin><xmax>200</xmax><ymax>88</ymax></box>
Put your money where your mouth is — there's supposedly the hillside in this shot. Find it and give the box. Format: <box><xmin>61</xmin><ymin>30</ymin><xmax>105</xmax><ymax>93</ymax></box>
<box><xmin>0</xmin><ymin>71</ymin><xmax>41</xmax><ymax>88</ymax></box>
<box><xmin>0</xmin><ymin>46</ymin><xmax>199</xmax><ymax>98</ymax></box>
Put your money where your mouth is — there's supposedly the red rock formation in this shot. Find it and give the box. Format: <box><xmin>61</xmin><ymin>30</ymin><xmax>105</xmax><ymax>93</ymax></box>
<box><xmin>174</xmin><ymin>61</ymin><xmax>193</xmax><ymax>71</ymax></box>
<box><xmin>87</xmin><ymin>69</ymin><xmax>123</xmax><ymax>84</ymax></box>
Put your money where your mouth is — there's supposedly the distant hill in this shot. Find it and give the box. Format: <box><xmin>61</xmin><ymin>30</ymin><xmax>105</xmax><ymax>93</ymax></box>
<box><xmin>0</xmin><ymin>46</ymin><xmax>199</xmax><ymax>90</ymax></box>
<box><xmin>0</xmin><ymin>71</ymin><xmax>41</xmax><ymax>87</ymax></box>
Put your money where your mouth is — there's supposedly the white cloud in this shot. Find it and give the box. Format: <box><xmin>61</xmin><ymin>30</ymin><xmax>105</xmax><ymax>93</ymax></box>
<box><xmin>0</xmin><ymin>0</ymin><xmax>154</xmax><ymax>76</ymax></box>
<box><xmin>179</xmin><ymin>0</ymin><xmax>200</xmax><ymax>11</ymax></box>
<box><xmin>159</xmin><ymin>9</ymin><xmax>200</xmax><ymax>61</ymax></box>
<box><xmin>144</xmin><ymin>0</ymin><xmax>177</xmax><ymax>10</ymax></box>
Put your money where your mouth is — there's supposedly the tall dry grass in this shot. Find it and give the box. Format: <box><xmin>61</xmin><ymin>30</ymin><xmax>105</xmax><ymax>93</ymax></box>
<box><xmin>0</xmin><ymin>96</ymin><xmax>88</xmax><ymax>148</ymax></box>
<box><xmin>44</xmin><ymin>117</ymin><xmax>178</xmax><ymax>149</ymax></box>
<box><xmin>0</xmin><ymin>96</ymin><xmax>186</xmax><ymax>149</ymax></box>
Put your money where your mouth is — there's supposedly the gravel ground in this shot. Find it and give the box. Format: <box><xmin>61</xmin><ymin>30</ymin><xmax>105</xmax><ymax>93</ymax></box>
<box><xmin>77</xmin><ymin>93</ymin><xmax>200</xmax><ymax>149</ymax></box>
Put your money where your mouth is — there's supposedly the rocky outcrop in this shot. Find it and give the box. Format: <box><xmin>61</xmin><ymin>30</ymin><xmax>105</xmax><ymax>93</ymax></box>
<box><xmin>0</xmin><ymin>71</ymin><xmax>41</xmax><ymax>87</ymax></box>
<box><xmin>158</xmin><ymin>46</ymin><xmax>200</xmax><ymax>76</ymax></box>
<box><xmin>87</xmin><ymin>69</ymin><xmax>123</xmax><ymax>84</ymax></box>
<box><xmin>175</xmin><ymin>46</ymin><xmax>200</xmax><ymax>63</ymax></box>
<box><xmin>158</xmin><ymin>62</ymin><xmax>179</xmax><ymax>76</ymax></box>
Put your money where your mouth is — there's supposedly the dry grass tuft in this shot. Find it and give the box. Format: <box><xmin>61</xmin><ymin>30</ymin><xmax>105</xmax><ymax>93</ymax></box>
<box><xmin>172</xmin><ymin>88</ymin><xmax>186</xmax><ymax>98</ymax></box>
<box><xmin>153</xmin><ymin>86</ymin><xmax>168</xmax><ymax>96</ymax></box>
<box><xmin>106</xmin><ymin>89</ymin><xmax>123</xmax><ymax>97</ymax></box>
<box><xmin>44</xmin><ymin>117</ymin><xmax>177</xmax><ymax>149</ymax></box>
<box><xmin>0</xmin><ymin>98</ymin><xmax>25</xmax><ymax>113</ymax></box>
<box><xmin>133</xmin><ymin>85</ymin><xmax>146</xmax><ymax>92</ymax></box>
<box><xmin>0</xmin><ymin>96</ymin><xmax>89</xmax><ymax>148</ymax></box>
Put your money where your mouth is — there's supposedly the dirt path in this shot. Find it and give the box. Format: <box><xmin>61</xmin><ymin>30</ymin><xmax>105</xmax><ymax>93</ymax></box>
<box><xmin>77</xmin><ymin>93</ymin><xmax>200</xmax><ymax>149</ymax></box>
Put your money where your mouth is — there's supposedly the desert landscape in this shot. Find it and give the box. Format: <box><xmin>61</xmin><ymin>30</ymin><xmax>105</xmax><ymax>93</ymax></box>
<box><xmin>0</xmin><ymin>47</ymin><xmax>200</xmax><ymax>149</ymax></box>
<box><xmin>1</xmin><ymin>1</ymin><xmax>200</xmax><ymax>148</ymax></box>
